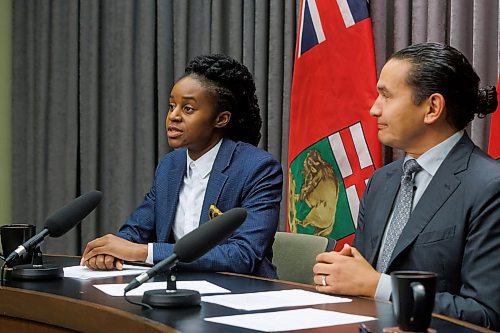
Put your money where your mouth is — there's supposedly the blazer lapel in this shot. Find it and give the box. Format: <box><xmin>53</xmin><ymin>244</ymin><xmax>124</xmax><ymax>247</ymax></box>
<box><xmin>199</xmin><ymin>139</ymin><xmax>234</xmax><ymax>225</ymax></box>
<box><xmin>388</xmin><ymin>135</ymin><xmax>472</xmax><ymax>268</ymax></box>
<box><xmin>367</xmin><ymin>163</ymin><xmax>402</xmax><ymax>265</ymax></box>
<box><xmin>160</xmin><ymin>153</ymin><xmax>186</xmax><ymax>241</ymax></box>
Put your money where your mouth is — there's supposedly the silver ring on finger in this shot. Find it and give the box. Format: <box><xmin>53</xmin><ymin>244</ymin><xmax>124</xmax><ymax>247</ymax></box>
<box><xmin>321</xmin><ymin>275</ymin><xmax>327</xmax><ymax>286</ymax></box>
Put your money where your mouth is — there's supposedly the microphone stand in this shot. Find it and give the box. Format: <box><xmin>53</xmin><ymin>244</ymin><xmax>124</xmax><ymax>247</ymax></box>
<box><xmin>10</xmin><ymin>247</ymin><xmax>63</xmax><ymax>280</ymax></box>
<box><xmin>142</xmin><ymin>269</ymin><xmax>201</xmax><ymax>308</ymax></box>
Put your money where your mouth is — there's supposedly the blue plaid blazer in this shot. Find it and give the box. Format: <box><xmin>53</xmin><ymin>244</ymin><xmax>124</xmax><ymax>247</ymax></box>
<box><xmin>117</xmin><ymin>138</ymin><xmax>283</xmax><ymax>278</ymax></box>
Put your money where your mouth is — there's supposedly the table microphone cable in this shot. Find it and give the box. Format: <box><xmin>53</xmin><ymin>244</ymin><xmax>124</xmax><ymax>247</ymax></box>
<box><xmin>124</xmin><ymin>289</ymin><xmax>153</xmax><ymax>311</ymax></box>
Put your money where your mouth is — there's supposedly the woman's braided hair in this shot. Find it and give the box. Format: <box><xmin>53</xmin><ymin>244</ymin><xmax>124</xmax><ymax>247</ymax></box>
<box><xmin>184</xmin><ymin>54</ymin><xmax>262</xmax><ymax>146</ymax></box>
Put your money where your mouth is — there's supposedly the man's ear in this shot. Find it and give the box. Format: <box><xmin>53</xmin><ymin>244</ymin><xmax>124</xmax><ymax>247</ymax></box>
<box><xmin>424</xmin><ymin>93</ymin><xmax>445</xmax><ymax>125</ymax></box>
<box><xmin>215</xmin><ymin>111</ymin><xmax>231</xmax><ymax>128</ymax></box>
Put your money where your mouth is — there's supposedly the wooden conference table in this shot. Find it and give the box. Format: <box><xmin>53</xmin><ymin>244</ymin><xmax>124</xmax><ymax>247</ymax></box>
<box><xmin>0</xmin><ymin>256</ymin><xmax>490</xmax><ymax>333</ymax></box>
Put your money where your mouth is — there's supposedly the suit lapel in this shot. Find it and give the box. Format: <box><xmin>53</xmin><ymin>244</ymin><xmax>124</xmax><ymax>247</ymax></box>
<box><xmin>387</xmin><ymin>135</ymin><xmax>473</xmax><ymax>269</ymax></box>
<box><xmin>367</xmin><ymin>162</ymin><xmax>402</xmax><ymax>265</ymax></box>
<box><xmin>162</xmin><ymin>153</ymin><xmax>186</xmax><ymax>241</ymax></box>
<box><xmin>199</xmin><ymin>138</ymin><xmax>234</xmax><ymax>225</ymax></box>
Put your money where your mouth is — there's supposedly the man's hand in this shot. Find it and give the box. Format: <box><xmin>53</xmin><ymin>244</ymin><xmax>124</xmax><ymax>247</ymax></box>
<box><xmin>80</xmin><ymin>234</ymin><xmax>148</xmax><ymax>270</ymax></box>
<box><xmin>313</xmin><ymin>244</ymin><xmax>380</xmax><ymax>297</ymax></box>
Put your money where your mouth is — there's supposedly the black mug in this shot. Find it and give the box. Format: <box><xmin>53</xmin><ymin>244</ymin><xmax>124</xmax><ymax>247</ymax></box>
<box><xmin>391</xmin><ymin>271</ymin><xmax>437</xmax><ymax>332</ymax></box>
<box><xmin>0</xmin><ymin>224</ymin><xmax>36</xmax><ymax>267</ymax></box>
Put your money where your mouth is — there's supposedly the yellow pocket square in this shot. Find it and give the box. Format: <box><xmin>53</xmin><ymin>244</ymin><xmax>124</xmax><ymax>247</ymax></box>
<box><xmin>208</xmin><ymin>204</ymin><xmax>223</xmax><ymax>220</ymax></box>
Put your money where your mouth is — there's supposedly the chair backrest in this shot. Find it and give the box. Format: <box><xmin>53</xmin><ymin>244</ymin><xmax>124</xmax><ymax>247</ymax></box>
<box><xmin>272</xmin><ymin>232</ymin><xmax>336</xmax><ymax>285</ymax></box>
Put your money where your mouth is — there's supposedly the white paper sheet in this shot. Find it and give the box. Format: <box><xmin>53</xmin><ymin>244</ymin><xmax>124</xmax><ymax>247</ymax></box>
<box><xmin>63</xmin><ymin>264</ymin><xmax>149</xmax><ymax>280</ymax></box>
<box><xmin>201</xmin><ymin>289</ymin><xmax>351</xmax><ymax>310</ymax></box>
<box><xmin>205</xmin><ymin>308</ymin><xmax>376</xmax><ymax>332</ymax></box>
<box><xmin>94</xmin><ymin>280</ymin><xmax>231</xmax><ymax>296</ymax></box>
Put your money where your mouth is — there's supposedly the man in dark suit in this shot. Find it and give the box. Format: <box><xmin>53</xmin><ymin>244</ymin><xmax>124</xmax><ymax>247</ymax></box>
<box><xmin>313</xmin><ymin>43</ymin><xmax>500</xmax><ymax>329</ymax></box>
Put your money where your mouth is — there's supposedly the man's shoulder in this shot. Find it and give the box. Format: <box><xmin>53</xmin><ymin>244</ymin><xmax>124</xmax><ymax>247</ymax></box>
<box><xmin>370</xmin><ymin>159</ymin><xmax>402</xmax><ymax>179</ymax></box>
<box><xmin>470</xmin><ymin>145</ymin><xmax>500</xmax><ymax>166</ymax></box>
<box><xmin>465</xmin><ymin>146</ymin><xmax>500</xmax><ymax>181</ymax></box>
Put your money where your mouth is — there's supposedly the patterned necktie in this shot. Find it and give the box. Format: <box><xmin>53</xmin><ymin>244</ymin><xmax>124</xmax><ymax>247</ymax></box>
<box><xmin>377</xmin><ymin>159</ymin><xmax>423</xmax><ymax>273</ymax></box>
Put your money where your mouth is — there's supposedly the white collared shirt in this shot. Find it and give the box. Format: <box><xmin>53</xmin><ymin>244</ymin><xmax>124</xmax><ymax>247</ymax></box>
<box><xmin>375</xmin><ymin>130</ymin><xmax>464</xmax><ymax>300</ymax></box>
<box><xmin>146</xmin><ymin>139</ymin><xmax>222</xmax><ymax>263</ymax></box>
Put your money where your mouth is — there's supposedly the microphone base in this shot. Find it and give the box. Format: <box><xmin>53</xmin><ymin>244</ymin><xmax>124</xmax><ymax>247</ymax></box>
<box><xmin>142</xmin><ymin>289</ymin><xmax>201</xmax><ymax>308</ymax></box>
<box><xmin>10</xmin><ymin>264</ymin><xmax>64</xmax><ymax>281</ymax></box>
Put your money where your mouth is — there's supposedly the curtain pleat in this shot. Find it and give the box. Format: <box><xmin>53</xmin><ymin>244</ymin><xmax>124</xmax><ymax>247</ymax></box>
<box><xmin>12</xmin><ymin>0</ymin><xmax>79</xmax><ymax>254</ymax></box>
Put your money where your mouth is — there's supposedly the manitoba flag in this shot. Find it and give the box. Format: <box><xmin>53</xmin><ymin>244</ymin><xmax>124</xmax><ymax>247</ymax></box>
<box><xmin>488</xmin><ymin>74</ymin><xmax>500</xmax><ymax>160</ymax></box>
<box><xmin>288</xmin><ymin>0</ymin><xmax>381</xmax><ymax>250</ymax></box>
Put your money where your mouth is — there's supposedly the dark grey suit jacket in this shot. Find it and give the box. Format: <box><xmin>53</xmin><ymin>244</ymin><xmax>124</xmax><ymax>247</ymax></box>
<box><xmin>353</xmin><ymin>133</ymin><xmax>500</xmax><ymax>330</ymax></box>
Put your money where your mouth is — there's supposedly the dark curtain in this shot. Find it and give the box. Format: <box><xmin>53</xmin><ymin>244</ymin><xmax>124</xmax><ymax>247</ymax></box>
<box><xmin>12</xmin><ymin>0</ymin><xmax>499</xmax><ymax>255</ymax></box>
<box><xmin>12</xmin><ymin>0</ymin><xmax>298</xmax><ymax>255</ymax></box>
<box><xmin>12</xmin><ymin>1</ymin><xmax>80</xmax><ymax>254</ymax></box>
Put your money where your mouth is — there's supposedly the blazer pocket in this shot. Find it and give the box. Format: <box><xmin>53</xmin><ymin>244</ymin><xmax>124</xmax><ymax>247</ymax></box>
<box><xmin>414</xmin><ymin>225</ymin><xmax>456</xmax><ymax>245</ymax></box>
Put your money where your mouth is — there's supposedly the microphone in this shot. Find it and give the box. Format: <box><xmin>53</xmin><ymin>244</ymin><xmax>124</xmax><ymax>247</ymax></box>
<box><xmin>124</xmin><ymin>207</ymin><xmax>247</xmax><ymax>293</ymax></box>
<box><xmin>5</xmin><ymin>190</ymin><xmax>102</xmax><ymax>265</ymax></box>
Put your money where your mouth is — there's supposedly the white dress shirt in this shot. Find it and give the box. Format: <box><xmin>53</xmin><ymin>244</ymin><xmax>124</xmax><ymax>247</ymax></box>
<box><xmin>146</xmin><ymin>139</ymin><xmax>222</xmax><ymax>264</ymax></box>
<box><xmin>374</xmin><ymin>130</ymin><xmax>464</xmax><ymax>300</ymax></box>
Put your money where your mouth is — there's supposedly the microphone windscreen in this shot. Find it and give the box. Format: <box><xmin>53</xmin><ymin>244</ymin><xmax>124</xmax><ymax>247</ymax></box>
<box><xmin>174</xmin><ymin>207</ymin><xmax>247</xmax><ymax>262</ymax></box>
<box><xmin>45</xmin><ymin>191</ymin><xmax>102</xmax><ymax>237</ymax></box>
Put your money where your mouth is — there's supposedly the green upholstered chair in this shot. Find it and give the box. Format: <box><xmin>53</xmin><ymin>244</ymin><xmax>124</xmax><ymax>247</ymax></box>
<box><xmin>272</xmin><ymin>232</ymin><xmax>336</xmax><ymax>285</ymax></box>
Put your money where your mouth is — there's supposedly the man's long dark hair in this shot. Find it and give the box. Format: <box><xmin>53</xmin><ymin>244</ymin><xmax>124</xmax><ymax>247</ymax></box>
<box><xmin>390</xmin><ymin>42</ymin><xmax>497</xmax><ymax>130</ymax></box>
